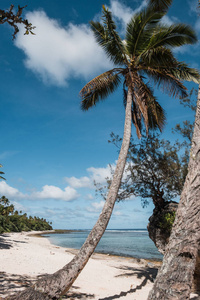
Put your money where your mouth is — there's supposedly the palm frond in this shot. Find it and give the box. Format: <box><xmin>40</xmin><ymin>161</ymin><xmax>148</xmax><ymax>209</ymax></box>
<box><xmin>132</xmin><ymin>100</ymin><xmax>143</xmax><ymax>139</ymax></box>
<box><xmin>126</xmin><ymin>73</ymin><xmax>150</xmax><ymax>133</ymax></box>
<box><xmin>147</xmin><ymin>23</ymin><xmax>198</xmax><ymax>50</ymax></box>
<box><xmin>139</xmin><ymin>47</ymin><xmax>200</xmax><ymax>95</ymax></box>
<box><xmin>90</xmin><ymin>7</ymin><xmax>127</xmax><ymax>66</ymax></box>
<box><xmin>136</xmin><ymin>81</ymin><xmax>166</xmax><ymax>131</ymax></box>
<box><xmin>144</xmin><ymin>68</ymin><xmax>188</xmax><ymax>99</ymax></box>
<box><xmin>170</xmin><ymin>62</ymin><xmax>200</xmax><ymax>84</ymax></box>
<box><xmin>149</xmin><ymin>0</ymin><xmax>173</xmax><ymax>12</ymax></box>
<box><xmin>0</xmin><ymin>164</ymin><xmax>5</xmax><ymax>181</ymax></box>
<box><xmin>138</xmin><ymin>46</ymin><xmax>176</xmax><ymax>66</ymax></box>
<box><xmin>126</xmin><ymin>6</ymin><xmax>165</xmax><ymax>57</ymax></box>
<box><xmin>124</xmin><ymin>76</ymin><xmax>166</xmax><ymax>136</ymax></box>
<box><xmin>139</xmin><ymin>47</ymin><xmax>200</xmax><ymax>83</ymax></box>
<box><xmin>146</xmin><ymin>95</ymin><xmax>166</xmax><ymax>132</ymax></box>
<box><xmin>123</xmin><ymin>82</ymin><xmax>143</xmax><ymax>138</ymax></box>
<box><xmin>80</xmin><ymin>69</ymin><xmax>122</xmax><ymax>110</ymax></box>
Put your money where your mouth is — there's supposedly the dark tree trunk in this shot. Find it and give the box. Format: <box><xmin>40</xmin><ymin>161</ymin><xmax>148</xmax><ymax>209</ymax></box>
<box><xmin>147</xmin><ymin>201</ymin><xmax>178</xmax><ymax>254</ymax></box>
<box><xmin>8</xmin><ymin>90</ymin><xmax>133</xmax><ymax>300</ymax></box>
<box><xmin>148</xmin><ymin>86</ymin><xmax>200</xmax><ymax>299</ymax></box>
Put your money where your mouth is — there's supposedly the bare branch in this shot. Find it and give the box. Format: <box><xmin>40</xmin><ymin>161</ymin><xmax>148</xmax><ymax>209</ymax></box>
<box><xmin>0</xmin><ymin>4</ymin><xmax>35</xmax><ymax>39</ymax></box>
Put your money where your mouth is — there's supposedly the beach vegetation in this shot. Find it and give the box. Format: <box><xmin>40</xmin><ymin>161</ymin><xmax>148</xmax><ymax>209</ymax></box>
<box><xmin>158</xmin><ymin>211</ymin><xmax>176</xmax><ymax>233</ymax></box>
<box><xmin>0</xmin><ymin>196</ymin><xmax>52</xmax><ymax>233</ymax></box>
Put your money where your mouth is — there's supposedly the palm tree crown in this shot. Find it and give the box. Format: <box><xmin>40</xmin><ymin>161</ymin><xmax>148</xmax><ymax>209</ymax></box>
<box><xmin>80</xmin><ymin>2</ymin><xmax>199</xmax><ymax>138</ymax></box>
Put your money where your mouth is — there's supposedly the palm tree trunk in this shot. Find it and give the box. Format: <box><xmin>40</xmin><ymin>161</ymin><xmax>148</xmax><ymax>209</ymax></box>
<box><xmin>8</xmin><ymin>89</ymin><xmax>133</xmax><ymax>300</ymax></box>
<box><xmin>148</xmin><ymin>86</ymin><xmax>200</xmax><ymax>300</ymax></box>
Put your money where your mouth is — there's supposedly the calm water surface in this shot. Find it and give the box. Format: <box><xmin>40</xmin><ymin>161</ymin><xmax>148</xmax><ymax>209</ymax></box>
<box><xmin>44</xmin><ymin>229</ymin><xmax>163</xmax><ymax>260</ymax></box>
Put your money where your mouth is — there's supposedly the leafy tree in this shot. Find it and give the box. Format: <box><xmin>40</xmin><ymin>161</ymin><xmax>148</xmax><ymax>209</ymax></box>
<box><xmin>9</xmin><ymin>2</ymin><xmax>200</xmax><ymax>299</ymax></box>
<box><xmin>0</xmin><ymin>196</ymin><xmax>53</xmax><ymax>233</ymax></box>
<box><xmin>96</xmin><ymin>132</ymin><xmax>187</xmax><ymax>208</ymax></box>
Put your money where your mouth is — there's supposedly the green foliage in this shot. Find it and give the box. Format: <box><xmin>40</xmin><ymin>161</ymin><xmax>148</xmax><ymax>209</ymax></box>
<box><xmin>159</xmin><ymin>211</ymin><xmax>176</xmax><ymax>233</ymax></box>
<box><xmin>80</xmin><ymin>3</ymin><xmax>200</xmax><ymax>139</ymax></box>
<box><xmin>0</xmin><ymin>196</ymin><xmax>53</xmax><ymax>233</ymax></box>
<box><xmin>96</xmin><ymin>132</ymin><xmax>187</xmax><ymax>208</ymax></box>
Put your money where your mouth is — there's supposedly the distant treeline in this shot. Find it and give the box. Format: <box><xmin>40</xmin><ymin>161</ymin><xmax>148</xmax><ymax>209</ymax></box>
<box><xmin>0</xmin><ymin>196</ymin><xmax>53</xmax><ymax>233</ymax></box>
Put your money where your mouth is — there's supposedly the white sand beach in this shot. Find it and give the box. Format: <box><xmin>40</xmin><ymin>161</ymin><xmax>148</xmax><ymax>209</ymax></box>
<box><xmin>0</xmin><ymin>231</ymin><xmax>198</xmax><ymax>299</ymax></box>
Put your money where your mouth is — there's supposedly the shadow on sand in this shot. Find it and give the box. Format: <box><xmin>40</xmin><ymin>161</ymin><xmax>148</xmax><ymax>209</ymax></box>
<box><xmin>0</xmin><ymin>273</ymin><xmax>95</xmax><ymax>299</ymax></box>
<box><xmin>98</xmin><ymin>265</ymin><xmax>158</xmax><ymax>300</ymax></box>
<box><xmin>65</xmin><ymin>285</ymin><xmax>95</xmax><ymax>299</ymax></box>
<box><xmin>0</xmin><ymin>234</ymin><xmax>27</xmax><ymax>250</ymax></box>
<box><xmin>0</xmin><ymin>235</ymin><xmax>13</xmax><ymax>250</ymax></box>
<box><xmin>0</xmin><ymin>272</ymin><xmax>36</xmax><ymax>297</ymax></box>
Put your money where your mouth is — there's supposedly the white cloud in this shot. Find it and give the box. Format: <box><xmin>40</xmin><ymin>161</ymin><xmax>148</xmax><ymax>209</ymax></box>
<box><xmin>65</xmin><ymin>163</ymin><xmax>115</xmax><ymax>189</ymax></box>
<box><xmin>108</xmin><ymin>0</ymin><xmax>147</xmax><ymax>33</ymax></box>
<box><xmin>110</xmin><ymin>0</ymin><xmax>134</xmax><ymax>24</ymax></box>
<box><xmin>33</xmin><ymin>185</ymin><xmax>79</xmax><ymax>201</ymax></box>
<box><xmin>15</xmin><ymin>10</ymin><xmax>112</xmax><ymax>86</ymax></box>
<box><xmin>110</xmin><ymin>0</ymin><xmax>177</xmax><ymax>30</ymax></box>
<box><xmin>87</xmin><ymin>200</ymin><xmax>105</xmax><ymax>213</ymax></box>
<box><xmin>0</xmin><ymin>181</ymin><xmax>25</xmax><ymax>198</ymax></box>
<box><xmin>65</xmin><ymin>176</ymin><xmax>92</xmax><ymax>189</ymax></box>
<box><xmin>0</xmin><ymin>181</ymin><xmax>79</xmax><ymax>202</ymax></box>
<box><xmin>87</xmin><ymin>165</ymin><xmax>114</xmax><ymax>184</ymax></box>
<box><xmin>162</xmin><ymin>15</ymin><xmax>174</xmax><ymax>26</ymax></box>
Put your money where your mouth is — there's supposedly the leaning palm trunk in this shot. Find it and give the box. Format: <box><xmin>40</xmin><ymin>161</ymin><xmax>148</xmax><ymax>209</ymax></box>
<box><xmin>148</xmin><ymin>86</ymin><xmax>200</xmax><ymax>300</ymax></box>
<box><xmin>8</xmin><ymin>90</ymin><xmax>133</xmax><ymax>300</ymax></box>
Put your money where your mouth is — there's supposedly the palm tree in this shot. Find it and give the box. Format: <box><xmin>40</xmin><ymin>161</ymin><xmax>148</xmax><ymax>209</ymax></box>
<box><xmin>9</xmin><ymin>1</ymin><xmax>200</xmax><ymax>299</ymax></box>
<box><xmin>148</xmin><ymin>86</ymin><xmax>200</xmax><ymax>299</ymax></box>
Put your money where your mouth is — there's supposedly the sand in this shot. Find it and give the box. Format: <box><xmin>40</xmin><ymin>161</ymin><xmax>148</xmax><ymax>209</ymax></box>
<box><xmin>0</xmin><ymin>231</ymin><xmax>198</xmax><ymax>299</ymax></box>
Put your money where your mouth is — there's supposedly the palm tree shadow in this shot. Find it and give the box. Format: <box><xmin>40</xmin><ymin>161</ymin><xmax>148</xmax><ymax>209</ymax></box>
<box><xmin>0</xmin><ymin>272</ymin><xmax>36</xmax><ymax>297</ymax></box>
<box><xmin>64</xmin><ymin>286</ymin><xmax>95</xmax><ymax>299</ymax></box>
<box><xmin>0</xmin><ymin>234</ymin><xmax>27</xmax><ymax>249</ymax></box>
<box><xmin>0</xmin><ymin>235</ymin><xmax>13</xmax><ymax>249</ymax></box>
<box><xmin>99</xmin><ymin>265</ymin><xmax>158</xmax><ymax>300</ymax></box>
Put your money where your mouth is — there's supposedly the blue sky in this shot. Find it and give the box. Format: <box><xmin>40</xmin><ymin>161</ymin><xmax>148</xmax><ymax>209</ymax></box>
<box><xmin>0</xmin><ymin>0</ymin><xmax>199</xmax><ymax>229</ymax></box>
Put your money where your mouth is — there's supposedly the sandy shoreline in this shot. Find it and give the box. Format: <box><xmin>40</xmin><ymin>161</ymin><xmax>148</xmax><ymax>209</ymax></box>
<box><xmin>0</xmin><ymin>231</ymin><xmax>198</xmax><ymax>299</ymax></box>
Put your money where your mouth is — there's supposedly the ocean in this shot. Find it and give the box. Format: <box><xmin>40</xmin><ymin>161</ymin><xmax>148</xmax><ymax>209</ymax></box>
<box><xmin>44</xmin><ymin>229</ymin><xmax>163</xmax><ymax>260</ymax></box>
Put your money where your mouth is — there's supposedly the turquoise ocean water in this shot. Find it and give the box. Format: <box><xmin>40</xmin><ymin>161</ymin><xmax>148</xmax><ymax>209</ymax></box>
<box><xmin>44</xmin><ymin>229</ymin><xmax>163</xmax><ymax>260</ymax></box>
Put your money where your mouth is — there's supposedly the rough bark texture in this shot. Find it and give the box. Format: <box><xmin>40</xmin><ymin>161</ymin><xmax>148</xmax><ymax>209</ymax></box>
<box><xmin>7</xmin><ymin>90</ymin><xmax>133</xmax><ymax>300</ymax></box>
<box><xmin>148</xmin><ymin>202</ymin><xmax>200</xmax><ymax>293</ymax></box>
<box><xmin>148</xmin><ymin>201</ymin><xmax>178</xmax><ymax>254</ymax></box>
<box><xmin>193</xmin><ymin>249</ymin><xmax>200</xmax><ymax>294</ymax></box>
<box><xmin>148</xmin><ymin>86</ymin><xmax>200</xmax><ymax>300</ymax></box>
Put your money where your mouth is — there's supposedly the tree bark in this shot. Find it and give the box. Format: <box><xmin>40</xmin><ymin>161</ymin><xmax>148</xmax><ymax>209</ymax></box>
<box><xmin>8</xmin><ymin>89</ymin><xmax>133</xmax><ymax>300</ymax></box>
<box><xmin>148</xmin><ymin>86</ymin><xmax>200</xmax><ymax>300</ymax></box>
